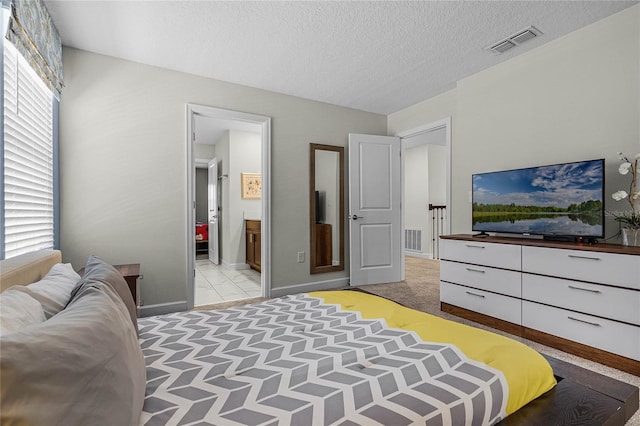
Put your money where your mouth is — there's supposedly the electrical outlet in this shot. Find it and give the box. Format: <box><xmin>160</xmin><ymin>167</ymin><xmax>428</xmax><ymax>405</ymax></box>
<box><xmin>297</xmin><ymin>251</ymin><xmax>305</xmax><ymax>263</ymax></box>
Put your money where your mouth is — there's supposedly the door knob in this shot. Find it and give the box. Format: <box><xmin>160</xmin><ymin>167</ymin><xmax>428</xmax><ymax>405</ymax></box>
<box><xmin>349</xmin><ymin>214</ymin><xmax>364</xmax><ymax>220</ymax></box>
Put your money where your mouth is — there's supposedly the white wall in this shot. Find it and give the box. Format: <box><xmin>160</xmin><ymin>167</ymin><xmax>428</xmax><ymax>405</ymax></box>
<box><xmin>217</xmin><ymin>131</ymin><xmax>230</xmax><ymax>263</ymax></box>
<box><xmin>215</xmin><ymin>131</ymin><xmax>261</xmax><ymax>268</ymax></box>
<box><xmin>59</xmin><ymin>48</ymin><xmax>386</xmax><ymax>308</ymax></box>
<box><xmin>389</xmin><ymin>90</ymin><xmax>456</xmax><ymax>136</ymax></box>
<box><xmin>227</xmin><ymin>130</ymin><xmax>261</xmax><ymax>267</ymax></box>
<box><xmin>404</xmin><ymin>145</ymin><xmax>429</xmax><ymax>254</ymax></box>
<box><xmin>194</xmin><ymin>143</ymin><xmax>215</xmax><ymax>161</ymax></box>
<box><xmin>428</xmin><ymin>145</ymin><xmax>446</xmax><ymax>206</ymax></box>
<box><xmin>390</xmin><ymin>5</ymin><xmax>639</xmax><ymax>240</ymax></box>
<box><xmin>403</xmin><ymin>144</ymin><xmax>447</xmax><ymax>257</ymax></box>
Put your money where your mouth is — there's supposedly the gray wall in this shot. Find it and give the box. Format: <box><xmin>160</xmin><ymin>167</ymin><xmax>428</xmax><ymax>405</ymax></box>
<box><xmin>59</xmin><ymin>48</ymin><xmax>386</xmax><ymax>308</ymax></box>
<box><xmin>389</xmin><ymin>5</ymin><xmax>639</xmax><ymax>241</ymax></box>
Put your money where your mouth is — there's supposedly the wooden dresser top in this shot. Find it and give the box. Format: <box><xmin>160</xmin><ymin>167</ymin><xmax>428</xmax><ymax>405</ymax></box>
<box><xmin>441</xmin><ymin>234</ymin><xmax>640</xmax><ymax>256</ymax></box>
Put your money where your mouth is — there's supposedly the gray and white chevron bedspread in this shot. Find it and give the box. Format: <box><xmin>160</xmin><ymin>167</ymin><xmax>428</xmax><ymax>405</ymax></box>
<box><xmin>138</xmin><ymin>294</ymin><xmax>508</xmax><ymax>426</ymax></box>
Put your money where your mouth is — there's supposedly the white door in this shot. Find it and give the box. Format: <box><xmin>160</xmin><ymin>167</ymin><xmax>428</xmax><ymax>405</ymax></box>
<box><xmin>208</xmin><ymin>158</ymin><xmax>219</xmax><ymax>264</ymax></box>
<box><xmin>348</xmin><ymin>134</ymin><xmax>402</xmax><ymax>286</ymax></box>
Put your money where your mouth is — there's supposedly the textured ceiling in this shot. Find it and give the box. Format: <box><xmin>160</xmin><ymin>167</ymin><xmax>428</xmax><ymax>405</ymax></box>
<box><xmin>44</xmin><ymin>1</ymin><xmax>638</xmax><ymax>115</ymax></box>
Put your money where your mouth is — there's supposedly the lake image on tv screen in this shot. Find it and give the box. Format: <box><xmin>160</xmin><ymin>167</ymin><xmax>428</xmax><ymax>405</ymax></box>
<box><xmin>472</xmin><ymin>160</ymin><xmax>603</xmax><ymax>236</ymax></box>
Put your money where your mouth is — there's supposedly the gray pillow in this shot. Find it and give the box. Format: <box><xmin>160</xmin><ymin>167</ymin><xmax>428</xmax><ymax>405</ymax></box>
<box><xmin>12</xmin><ymin>263</ymin><xmax>80</xmax><ymax>318</ymax></box>
<box><xmin>0</xmin><ymin>280</ymin><xmax>145</xmax><ymax>426</ymax></box>
<box><xmin>72</xmin><ymin>255</ymin><xmax>138</xmax><ymax>334</ymax></box>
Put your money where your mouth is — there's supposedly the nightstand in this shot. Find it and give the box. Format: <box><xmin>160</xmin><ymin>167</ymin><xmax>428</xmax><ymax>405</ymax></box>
<box><xmin>113</xmin><ymin>264</ymin><xmax>141</xmax><ymax>307</ymax></box>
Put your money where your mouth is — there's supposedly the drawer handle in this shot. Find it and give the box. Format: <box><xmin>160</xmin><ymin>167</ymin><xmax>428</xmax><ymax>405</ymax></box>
<box><xmin>465</xmin><ymin>267</ymin><xmax>486</xmax><ymax>274</ymax></box>
<box><xmin>465</xmin><ymin>291</ymin><xmax>485</xmax><ymax>298</ymax></box>
<box><xmin>465</xmin><ymin>244</ymin><xmax>485</xmax><ymax>249</ymax></box>
<box><xmin>568</xmin><ymin>254</ymin><xmax>601</xmax><ymax>261</ymax></box>
<box><xmin>568</xmin><ymin>285</ymin><xmax>601</xmax><ymax>294</ymax></box>
<box><xmin>568</xmin><ymin>316</ymin><xmax>601</xmax><ymax>327</ymax></box>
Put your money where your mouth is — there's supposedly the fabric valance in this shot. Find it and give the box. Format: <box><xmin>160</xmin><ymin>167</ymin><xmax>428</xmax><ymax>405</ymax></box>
<box><xmin>4</xmin><ymin>0</ymin><xmax>63</xmax><ymax>98</ymax></box>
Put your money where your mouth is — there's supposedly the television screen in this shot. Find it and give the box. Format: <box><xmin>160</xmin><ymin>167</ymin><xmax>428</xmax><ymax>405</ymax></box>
<box><xmin>472</xmin><ymin>159</ymin><xmax>604</xmax><ymax>238</ymax></box>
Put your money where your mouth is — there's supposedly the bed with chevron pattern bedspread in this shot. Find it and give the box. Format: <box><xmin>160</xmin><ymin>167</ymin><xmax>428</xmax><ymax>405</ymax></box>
<box><xmin>138</xmin><ymin>293</ymin><xmax>514</xmax><ymax>425</ymax></box>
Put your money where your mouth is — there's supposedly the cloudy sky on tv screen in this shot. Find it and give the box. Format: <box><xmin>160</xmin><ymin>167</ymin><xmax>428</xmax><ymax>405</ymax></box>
<box><xmin>473</xmin><ymin>160</ymin><xmax>603</xmax><ymax>208</ymax></box>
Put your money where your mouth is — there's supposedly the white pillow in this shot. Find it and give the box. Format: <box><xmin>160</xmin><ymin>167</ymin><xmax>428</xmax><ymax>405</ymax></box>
<box><xmin>13</xmin><ymin>263</ymin><xmax>81</xmax><ymax>318</ymax></box>
<box><xmin>0</xmin><ymin>290</ymin><xmax>46</xmax><ymax>336</ymax></box>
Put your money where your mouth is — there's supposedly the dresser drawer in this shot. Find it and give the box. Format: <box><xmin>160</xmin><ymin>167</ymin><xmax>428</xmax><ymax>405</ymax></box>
<box><xmin>523</xmin><ymin>301</ymin><xmax>640</xmax><ymax>361</ymax></box>
<box><xmin>440</xmin><ymin>282</ymin><xmax>521</xmax><ymax>325</ymax></box>
<box><xmin>440</xmin><ymin>239</ymin><xmax>521</xmax><ymax>270</ymax></box>
<box><xmin>441</xmin><ymin>260</ymin><xmax>521</xmax><ymax>298</ymax></box>
<box><xmin>522</xmin><ymin>274</ymin><xmax>640</xmax><ymax>326</ymax></box>
<box><xmin>522</xmin><ymin>246</ymin><xmax>640</xmax><ymax>289</ymax></box>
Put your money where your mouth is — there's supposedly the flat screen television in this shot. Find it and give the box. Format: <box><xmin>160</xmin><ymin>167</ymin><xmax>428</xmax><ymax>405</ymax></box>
<box><xmin>472</xmin><ymin>158</ymin><xmax>604</xmax><ymax>240</ymax></box>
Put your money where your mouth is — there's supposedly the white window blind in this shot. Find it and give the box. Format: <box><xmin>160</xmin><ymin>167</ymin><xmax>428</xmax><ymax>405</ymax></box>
<box><xmin>3</xmin><ymin>41</ymin><xmax>54</xmax><ymax>259</ymax></box>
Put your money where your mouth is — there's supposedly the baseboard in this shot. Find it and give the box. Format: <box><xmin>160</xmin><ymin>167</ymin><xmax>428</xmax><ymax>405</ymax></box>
<box><xmin>405</xmin><ymin>251</ymin><xmax>433</xmax><ymax>259</ymax></box>
<box><xmin>138</xmin><ymin>300</ymin><xmax>188</xmax><ymax>317</ymax></box>
<box><xmin>220</xmin><ymin>260</ymin><xmax>250</xmax><ymax>270</ymax></box>
<box><xmin>270</xmin><ymin>277</ymin><xmax>349</xmax><ymax>298</ymax></box>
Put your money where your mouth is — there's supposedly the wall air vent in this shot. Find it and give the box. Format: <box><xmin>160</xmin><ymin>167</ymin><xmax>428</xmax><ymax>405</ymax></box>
<box><xmin>486</xmin><ymin>25</ymin><xmax>543</xmax><ymax>55</ymax></box>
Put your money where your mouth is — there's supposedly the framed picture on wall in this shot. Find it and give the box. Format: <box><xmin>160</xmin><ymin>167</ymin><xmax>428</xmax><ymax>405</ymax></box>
<box><xmin>241</xmin><ymin>173</ymin><xmax>262</xmax><ymax>199</ymax></box>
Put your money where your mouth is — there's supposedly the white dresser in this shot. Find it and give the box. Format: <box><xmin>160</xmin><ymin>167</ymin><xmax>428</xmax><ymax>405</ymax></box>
<box><xmin>439</xmin><ymin>235</ymin><xmax>640</xmax><ymax>375</ymax></box>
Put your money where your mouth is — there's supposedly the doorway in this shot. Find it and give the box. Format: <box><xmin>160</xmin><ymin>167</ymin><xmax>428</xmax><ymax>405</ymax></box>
<box><xmin>398</xmin><ymin>118</ymin><xmax>451</xmax><ymax>276</ymax></box>
<box><xmin>346</xmin><ymin>118</ymin><xmax>451</xmax><ymax>286</ymax></box>
<box><xmin>186</xmin><ymin>104</ymin><xmax>271</xmax><ymax>310</ymax></box>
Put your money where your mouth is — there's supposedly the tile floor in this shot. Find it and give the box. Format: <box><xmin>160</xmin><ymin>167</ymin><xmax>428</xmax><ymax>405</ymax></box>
<box><xmin>195</xmin><ymin>258</ymin><xmax>261</xmax><ymax>306</ymax></box>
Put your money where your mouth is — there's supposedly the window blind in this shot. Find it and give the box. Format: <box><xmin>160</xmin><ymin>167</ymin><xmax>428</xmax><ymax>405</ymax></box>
<box><xmin>3</xmin><ymin>40</ymin><xmax>54</xmax><ymax>259</ymax></box>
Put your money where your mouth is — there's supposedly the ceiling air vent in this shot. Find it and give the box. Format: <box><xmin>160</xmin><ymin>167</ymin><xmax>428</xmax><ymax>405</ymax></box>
<box><xmin>491</xmin><ymin>40</ymin><xmax>516</xmax><ymax>54</ymax></box>
<box><xmin>486</xmin><ymin>26</ymin><xmax>542</xmax><ymax>55</ymax></box>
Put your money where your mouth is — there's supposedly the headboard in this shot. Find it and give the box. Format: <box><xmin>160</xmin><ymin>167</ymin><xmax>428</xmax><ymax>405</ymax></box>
<box><xmin>0</xmin><ymin>249</ymin><xmax>62</xmax><ymax>292</ymax></box>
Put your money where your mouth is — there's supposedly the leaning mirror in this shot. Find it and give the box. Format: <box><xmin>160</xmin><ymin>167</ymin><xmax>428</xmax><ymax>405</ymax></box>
<box><xmin>310</xmin><ymin>143</ymin><xmax>344</xmax><ymax>274</ymax></box>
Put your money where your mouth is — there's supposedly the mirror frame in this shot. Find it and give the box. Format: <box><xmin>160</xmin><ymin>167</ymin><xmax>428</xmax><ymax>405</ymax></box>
<box><xmin>309</xmin><ymin>143</ymin><xmax>345</xmax><ymax>274</ymax></box>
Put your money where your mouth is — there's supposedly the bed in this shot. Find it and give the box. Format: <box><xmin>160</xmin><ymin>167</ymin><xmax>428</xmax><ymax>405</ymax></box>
<box><xmin>1</xmin><ymin>250</ymin><xmax>638</xmax><ymax>425</ymax></box>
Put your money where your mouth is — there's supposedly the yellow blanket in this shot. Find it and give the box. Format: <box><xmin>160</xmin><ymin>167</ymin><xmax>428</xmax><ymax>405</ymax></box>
<box><xmin>311</xmin><ymin>290</ymin><xmax>556</xmax><ymax>415</ymax></box>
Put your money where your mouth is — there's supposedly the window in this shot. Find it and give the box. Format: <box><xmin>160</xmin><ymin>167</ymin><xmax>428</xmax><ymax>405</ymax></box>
<box><xmin>2</xmin><ymin>40</ymin><xmax>55</xmax><ymax>259</ymax></box>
